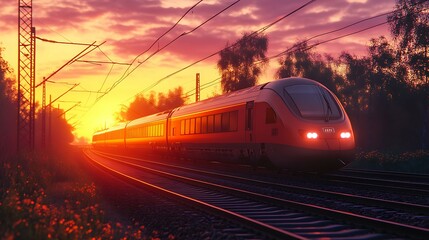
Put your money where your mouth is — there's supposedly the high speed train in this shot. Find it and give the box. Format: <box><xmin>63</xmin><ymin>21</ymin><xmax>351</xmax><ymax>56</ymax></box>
<box><xmin>93</xmin><ymin>77</ymin><xmax>355</xmax><ymax>171</ymax></box>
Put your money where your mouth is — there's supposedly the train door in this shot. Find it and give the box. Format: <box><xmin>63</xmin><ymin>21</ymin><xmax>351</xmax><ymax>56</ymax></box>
<box><xmin>245</xmin><ymin>101</ymin><xmax>254</xmax><ymax>143</ymax></box>
<box><xmin>245</xmin><ymin>101</ymin><xmax>255</xmax><ymax>161</ymax></box>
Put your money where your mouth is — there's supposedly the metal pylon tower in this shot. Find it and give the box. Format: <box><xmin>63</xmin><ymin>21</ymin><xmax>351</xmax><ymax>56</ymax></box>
<box><xmin>18</xmin><ymin>0</ymin><xmax>35</xmax><ymax>151</ymax></box>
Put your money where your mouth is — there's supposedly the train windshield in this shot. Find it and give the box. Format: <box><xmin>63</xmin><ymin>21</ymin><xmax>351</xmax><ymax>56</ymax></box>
<box><xmin>283</xmin><ymin>85</ymin><xmax>341</xmax><ymax>121</ymax></box>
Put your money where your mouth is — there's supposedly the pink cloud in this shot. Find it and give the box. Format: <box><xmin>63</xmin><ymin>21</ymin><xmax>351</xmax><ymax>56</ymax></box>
<box><xmin>4</xmin><ymin>0</ymin><xmax>398</xmax><ymax>70</ymax></box>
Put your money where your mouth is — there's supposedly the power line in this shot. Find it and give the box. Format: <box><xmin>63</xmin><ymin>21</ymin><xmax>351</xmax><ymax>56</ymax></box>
<box><xmin>36</xmin><ymin>36</ymin><xmax>96</xmax><ymax>46</ymax></box>
<box><xmin>73</xmin><ymin>0</ymin><xmax>209</xmax><ymax>126</ymax></box>
<box><xmin>97</xmin><ymin>0</ymin><xmax>241</xmax><ymax>103</ymax></box>
<box><xmin>98</xmin><ymin>0</ymin><xmax>206</xmax><ymax>99</ymax></box>
<box><xmin>184</xmin><ymin>4</ymin><xmax>427</xmax><ymax>99</ymax></box>
<box><xmin>80</xmin><ymin>0</ymin><xmax>425</xmax><ymax>134</ymax></box>
<box><xmin>125</xmin><ymin>0</ymin><xmax>316</xmax><ymax>102</ymax></box>
<box><xmin>271</xmin><ymin>4</ymin><xmax>427</xmax><ymax>60</ymax></box>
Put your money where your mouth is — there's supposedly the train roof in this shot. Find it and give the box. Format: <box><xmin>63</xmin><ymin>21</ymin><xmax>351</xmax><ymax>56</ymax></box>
<box><xmin>171</xmin><ymin>77</ymin><xmax>319</xmax><ymax>117</ymax></box>
<box><xmin>127</xmin><ymin>111</ymin><xmax>170</xmax><ymax>127</ymax></box>
<box><xmin>103</xmin><ymin>121</ymin><xmax>129</xmax><ymax>133</ymax></box>
<box><xmin>264</xmin><ymin>77</ymin><xmax>324</xmax><ymax>92</ymax></box>
<box><xmin>93</xmin><ymin>77</ymin><xmax>325</xmax><ymax>135</ymax></box>
<box><xmin>172</xmin><ymin>83</ymin><xmax>262</xmax><ymax>117</ymax></box>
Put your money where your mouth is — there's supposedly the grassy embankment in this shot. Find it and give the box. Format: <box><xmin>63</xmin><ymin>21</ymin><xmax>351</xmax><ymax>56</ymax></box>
<box><xmin>0</xmin><ymin>147</ymin><xmax>169</xmax><ymax>239</ymax></box>
<box><xmin>348</xmin><ymin>150</ymin><xmax>429</xmax><ymax>174</ymax></box>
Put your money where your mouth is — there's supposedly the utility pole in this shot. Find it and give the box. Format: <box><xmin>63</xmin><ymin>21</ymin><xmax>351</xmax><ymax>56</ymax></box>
<box><xmin>41</xmin><ymin>79</ymin><xmax>46</xmax><ymax>150</ymax></box>
<box><xmin>31</xmin><ymin>27</ymin><xmax>36</xmax><ymax>150</ymax></box>
<box><xmin>196</xmin><ymin>73</ymin><xmax>200</xmax><ymax>102</ymax></box>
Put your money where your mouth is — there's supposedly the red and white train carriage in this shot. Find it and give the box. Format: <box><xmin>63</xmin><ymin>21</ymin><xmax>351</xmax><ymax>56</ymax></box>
<box><xmin>93</xmin><ymin>77</ymin><xmax>355</xmax><ymax>171</ymax></box>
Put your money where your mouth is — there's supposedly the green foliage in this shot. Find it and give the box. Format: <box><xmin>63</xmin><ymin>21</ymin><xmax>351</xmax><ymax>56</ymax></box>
<box><xmin>218</xmin><ymin>33</ymin><xmax>268</xmax><ymax>93</ymax></box>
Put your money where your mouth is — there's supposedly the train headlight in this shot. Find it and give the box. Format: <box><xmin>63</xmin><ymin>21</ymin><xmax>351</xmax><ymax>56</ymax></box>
<box><xmin>340</xmin><ymin>132</ymin><xmax>351</xmax><ymax>139</ymax></box>
<box><xmin>306</xmin><ymin>132</ymin><xmax>318</xmax><ymax>139</ymax></box>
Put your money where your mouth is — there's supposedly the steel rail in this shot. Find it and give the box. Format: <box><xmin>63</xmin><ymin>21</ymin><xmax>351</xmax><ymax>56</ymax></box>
<box><xmin>87</xmin><ymin>149</ymin><xmax>429</xmax><ymax>239</ymax></box>
<box><xmin>94</xmin><ymin>150</ymin><xmax>429</xmax><ymax>215</ymax></box>
<box><xmin>84</xmin><ymin>149</ymin><xmax>305</xmax><ymax>239</ymax></box>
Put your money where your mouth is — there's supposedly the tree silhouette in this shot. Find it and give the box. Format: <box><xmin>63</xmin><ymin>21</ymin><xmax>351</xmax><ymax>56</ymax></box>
<box><xmin>217</xmin><ymin>33</ymin><xmax>268</xmax><ymax>93</ymax></box>
<box><xmin>117</xmin><ymin>87</ymin><xmax>187</xmax><ymax>121</ymax></box>
<box><xmin>0</xmin><ymin>46</ymin><xmax>17</xmax><ymax>156</ymax></box>
<box><xmin>389</xmin><ymin>0</ymin><xmax>429</xmax><ymax>85</ymax></box>
<box><xmin>276</xmin><ymin>34</ymin><xmax>428</xmax><ymax>150</ymax></box>
<box><xmin>389</xmin><ymin>0</ymin><xmax>429</xmax><ymax>149</ymax></box>
<box><xmin>34</xmin><ymin>107</ymin><xmax>74</xmax><ymax>152</ymax></box>
<box><xmin>276</xmin><ymin>42</ymin><xmax>343</xmax><ymax>95</ymax></box>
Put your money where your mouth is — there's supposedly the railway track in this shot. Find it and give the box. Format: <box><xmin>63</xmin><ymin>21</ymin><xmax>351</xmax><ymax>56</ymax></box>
<box><xmin>326</xmin><ymin>168</ymin><xmax>429</xmax><ymax>195</ymax></box>
<box><xmin>84</xmin><ymin>149</ymin><xmax>428</xmax><ymax>239</ymax></box>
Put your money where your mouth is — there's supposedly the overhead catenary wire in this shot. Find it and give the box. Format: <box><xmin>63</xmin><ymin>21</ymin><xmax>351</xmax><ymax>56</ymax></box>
<box><xmin>72</xmin><ymin>0</ymin><xmax>210</xmax><ymax>128</ymax></box>
<box><xmin>115</xmin><ymin>0</ymin><xmax>204</xmax><ymax>84</ymax></box>
<box><xmin>183</xmin><ymin>4</ymin><xmax>427</xmax><ymax>99</ymax></box>
<box><xmin>35</xmin><ymin>36</ymin><xmax>96</xmax><ymax>46</ymax></box>
<box><xmin>122</xmin><ymin>0</ymin><xmax>317</xmax><ymax>104</ymax></box>
<box><xmin>97</xmin><ymin>0</ymin><xmax>241</xmax><ymax>103</ymax></box>
<box><xmin>78</xmin><ymin>0</ymin><xmax>426</xmax><ymax>134</ymax></box>
<box><xmin>73</xmin><ymin>0</ymin><xmax>316</xmax><ymax>131</ymax></box>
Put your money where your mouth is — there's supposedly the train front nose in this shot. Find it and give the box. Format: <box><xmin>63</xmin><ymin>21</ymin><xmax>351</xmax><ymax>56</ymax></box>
<box><xmin>299</xmin><ymin>127</ymin><xmax>355</xmax><ymax>168</ymax></box>
<box><xmin>302</xmin><ymin>127</ymin><xmax>355</xmax><ymax>150</ymax></box>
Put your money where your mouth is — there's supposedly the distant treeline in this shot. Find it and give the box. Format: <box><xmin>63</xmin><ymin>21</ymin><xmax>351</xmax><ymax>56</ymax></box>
<box><xmin>0</xmin><ymin>47</ymin><xmax>73</xmax><ymax>155</ymax></box>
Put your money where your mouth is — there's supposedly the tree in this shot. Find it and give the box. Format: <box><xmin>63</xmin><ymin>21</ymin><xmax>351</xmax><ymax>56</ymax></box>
<box><xmin>276</xmin><ymin>42</ymin><xmax>343</xmax><ymax>95</ymax></box>
<box><xmin>389</xmin><ymin>0</ymin><xmax>429</xmax><ymax>149</ymax></box>
<box><xmin>117</xmin><ymin>87</ymin><xmax>187</xmax><ymax>121</ymax></box>
<box><xmin>157</xmin><ymin>87</ymin><xmax>187</xmax><ymax>112</ymax></box>
<box><xmin>0</xmin><ymin>46</ymin><xmax>17</xmax><ymax>156</ymax></box>
<box><xmin>118</xmin><ymin>92</ymin><xmax>157</xmax><ymax>121</ymax></box>
<box><xmin>217</xmin><ymin>33</ymin><xmax>268</xmax><ymax>93</ymax></box>
<box><xmin>388</xmin><ymin>0</ymin><xmax>429</xmax><ymax>85</ymax></box>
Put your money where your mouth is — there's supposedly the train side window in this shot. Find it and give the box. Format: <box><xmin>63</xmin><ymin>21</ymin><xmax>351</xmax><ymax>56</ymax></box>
<box><xmin>181</xmin><ymin>120</ymin><xmax>185</xmax><ymax>135</ymax></box>
<box><xmin>190</xmin><ymin>118</ymin><xmax>196</xmax><ymax>134</ymax></box>
<box><xmin>207</xmin><ymin>115</ymin><xmax>214</xmax><ymax>133</ymax></box>
<box><xmin>266</xmin><ymin>107</ymin><xmax>277</xmax><ymax>124</ymax></box>
<box><xmin>221</xmin><ymin>112</ymin><xmax>230</xmax><ymax>132</ymax></box>
<box><xmin>230</xmin><ymin>111</ymin><xmax>238</xmax><ymax>131</ymax></box>
<box><xmin>201</xmin><ymin>116</ymin><xmax>208</xmax><ymax>133</ymax></box>
<box><xmin>196</xmin><ymin>117</ymin><xmax>201</xmax><ymax>134</ymax></box>
<box><xmin>185</xmin><ymin>119</ymin><xmax>190</xmax><ymax>135</ymax></box>
<box><xmin>214</xmin><ymin>114</ymin><xmax>222</xmax><ymax>132</ymax></box>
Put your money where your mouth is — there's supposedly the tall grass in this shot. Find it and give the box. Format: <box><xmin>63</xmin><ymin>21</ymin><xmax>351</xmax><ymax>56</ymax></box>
<box><xmin>0</xmin><ymin>147</ymin><xmax>170</xmax><ymax>239</ymax></box>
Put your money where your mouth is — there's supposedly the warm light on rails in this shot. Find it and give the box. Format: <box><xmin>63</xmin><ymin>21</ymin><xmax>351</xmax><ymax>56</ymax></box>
<box><xmin>306</xmin><ymin>132</ymin><xmax>318</xmax><ymax>139</ymax></box>
<box><xmin>340</xmin><ymin>132</ymin><xmax>351</xmax><ymax>139</ymax></box>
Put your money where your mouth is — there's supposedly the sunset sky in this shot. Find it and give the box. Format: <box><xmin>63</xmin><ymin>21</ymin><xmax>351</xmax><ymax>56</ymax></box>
<box><xmin>1</xmin><ymin>0</ymin><xmax>396</xmax><ymax>142</ymax></box>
